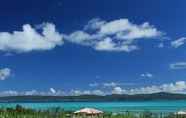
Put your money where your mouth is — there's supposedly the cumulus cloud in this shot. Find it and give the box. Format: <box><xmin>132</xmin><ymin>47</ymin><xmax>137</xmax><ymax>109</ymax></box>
<box><xmin>0</xmin><ymin>23</ymin><xmax>63</xmax><ymax>53</ymax></box>
<box><xmin>65</xmin><ymin>18</ymin><xmax>163</xmax><ymax>52</ymax></box>
<box><xmin>70</xmin><ymin>89</ymin><xmax>104</xmax><ymax>96</ymax></box>
<box><xmin>70</xmin><ymin>90</ymin><xmax>91</xmax><ymax>96</ymax></box>
<box><xmin>94</xmin><ymin>37</ymin><xmax>138</xmax><ymax>52</ymax></box>
<box><xmin>0</xmin><ymin>68</ymin><xmax>11</xmax><ymax>80</ymax></box>
<box><xmin>91</xmin><ymin>90</ymin><xmax>104</xmax><ymax>95</ymax></box>
<box><xmin>112</xmin><ymin>87</ymin><xmax>126</xmax><ymax>94</ymax></box>
<box><xmin>1</xmin><ymin>19</ymin><xmax>182</xmax><ymax>53</ymax></box>
<box><xmin>25</xmin><ymin>90</ymin><xmax>38</xmax><ymax>96</ymax></box>
<box><xmin>170</xmin><ymin>62</ymin><xmax>186</xmax><ymax>70</ymax></box>
<box><xmin>0</xmin><ymin>19</ymin><xmax>166</xmax><ymax>53</ymax></box>
<box><xmin>89</xmin><ymin>82</ymin><xmax>134</xmax><ymax>88</ymax></box>
<box><xmin>99</xmin><ymin>19</ymin><xmax>162</xmax><ymax>39</ymax></box>
<box><xmin>64</xmin><ymin>31</ymin><xmax>93</xmax><ymax>46</ymax></box>
<box><xmin>84</xmin><ymin>18</ymin><xmax>106</xmax><ymax>31</ymax></box>
<box><xmin>111</xmin><ymin>81</ymin><xmax>186</xmax><ymax>95</ymax></box>
<box><xmin>171</xmin><ymin>37</ymin><xmax>186</xmax><ymax>48</ymax></box>
<box><xmin>70</xmin><ymin>90</ymin><xmax>82</xmax><ymax>96</ymax></box>
<box><xmin>1</xmin><ymin>81</ymin><xmax>186</xmax><ymax>96</ymax></box>
<box><xmin>141</xmin><ymin>72</ymin><xmax>153</xmax><ymax>78</ymax></box>
<box><xmin>1</xmin><ymin>90</ymin><xmax>18</xmax><ymax>96</ymax></box>
<box><xmin>0</xmin><ymin>88</ymin><xmax>64</xmax><ymax>96</ymax></box>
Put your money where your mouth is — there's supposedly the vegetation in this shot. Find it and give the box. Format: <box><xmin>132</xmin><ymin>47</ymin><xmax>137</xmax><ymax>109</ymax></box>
<box><xmin>0</xmin><ymin>105</ymin><xmax>70</xmax><ymax>118</ymax></box>
<box><xmin>0</xmin><ymin>105</ymin><xmax>185</xmax><ymax>118</ymax></box>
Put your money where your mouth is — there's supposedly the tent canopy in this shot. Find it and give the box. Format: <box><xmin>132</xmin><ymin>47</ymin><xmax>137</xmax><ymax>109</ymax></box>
<box><xmin>175</xmin><ymin>111</ymin><xmax>186</xmax><ymax>115</ymax></box>
<box><xmin>74</xmin><ymin>108</ymin><xmax>103</xmax><ymax>115</ymax></box>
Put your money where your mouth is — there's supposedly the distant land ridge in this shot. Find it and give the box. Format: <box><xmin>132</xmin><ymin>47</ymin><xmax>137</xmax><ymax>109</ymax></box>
<box><xmin>0</xmin><ymin>92</ymin><xmax>186</xmax><ymax>102</ymax></box>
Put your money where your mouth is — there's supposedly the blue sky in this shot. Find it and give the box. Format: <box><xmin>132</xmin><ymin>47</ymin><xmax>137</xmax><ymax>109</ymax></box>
<box><xmin>0</xmin><ymin>0</ymin><xmax>186</xmax><ymax>96</ymax></box>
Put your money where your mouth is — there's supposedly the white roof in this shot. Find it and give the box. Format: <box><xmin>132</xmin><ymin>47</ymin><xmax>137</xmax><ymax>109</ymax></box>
<box><xmin>74</xmin><ymin>108</ymin><xmax>103</xmax><ymax>114</ymax></box>
<box><xmin>175</xmin><ymin>111</ymin><xmax>186</xmax><ymax>115</ymax></box>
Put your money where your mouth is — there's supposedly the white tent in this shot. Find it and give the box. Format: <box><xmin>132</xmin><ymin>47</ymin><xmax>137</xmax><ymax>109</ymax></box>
<box><xmin>175</xmin><ymin>111</ymin><xmax>186</xmax><ymax>115</ymax></box>
<box><xmin>74</xmin><ymin>108</ymin><xmax>103</xmax><ymax>115</ymax></box>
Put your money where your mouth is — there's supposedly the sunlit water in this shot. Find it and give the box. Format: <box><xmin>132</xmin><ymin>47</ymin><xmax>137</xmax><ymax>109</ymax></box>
<box><xmin>1</xmin><ymin>100</ymin><xmax>186</xmax><ymax>113</ymax></box>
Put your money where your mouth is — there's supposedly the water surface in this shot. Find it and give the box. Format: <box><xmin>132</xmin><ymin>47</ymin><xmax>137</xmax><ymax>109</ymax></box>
<box><xmin>1</xmin><ymin>100</ymin><xmax>186</xmax><ymax>113</ymax></box>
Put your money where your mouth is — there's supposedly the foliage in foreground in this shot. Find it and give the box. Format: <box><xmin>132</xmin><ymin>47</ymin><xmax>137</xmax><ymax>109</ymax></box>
<box><xmin>0</xmin><ymin>105</ymin><xmax>185</xmax><ymax>118</ymax></box>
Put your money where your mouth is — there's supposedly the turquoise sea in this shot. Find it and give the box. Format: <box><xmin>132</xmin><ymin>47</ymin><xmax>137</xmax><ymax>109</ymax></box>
<box><xmin>1</xmin><ymin>100</ymin><xmax>186</xmax><ymax>113</ymax></box>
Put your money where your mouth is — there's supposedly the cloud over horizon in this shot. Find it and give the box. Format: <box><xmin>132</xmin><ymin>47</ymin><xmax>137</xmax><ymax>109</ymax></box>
<box><xmin>112</xmin><ymin>81</ymin><xmax>186</xmax><ymax>95</ymax></box>
<box><xmin>1</xmin><ymin>81</ymin><xmax>186</xmax><ymax>96</ymax></box>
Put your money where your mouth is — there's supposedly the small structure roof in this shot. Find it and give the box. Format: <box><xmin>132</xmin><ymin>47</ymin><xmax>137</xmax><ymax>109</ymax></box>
<box><xmin>175</xmin><ymin>111</ymin><xmax>186</xmax><ymax>115</ymax></box>
<box><xmin>74</xmin><ymin>108</ymin><xmax>103</xmax><ymax>114</ymax></box>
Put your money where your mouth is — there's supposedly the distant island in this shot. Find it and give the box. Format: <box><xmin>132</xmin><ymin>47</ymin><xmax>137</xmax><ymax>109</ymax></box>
<box><xmin>0</xmin><ymin>92</ymin><xmax>186</xmax><ymax>102</ymax></box>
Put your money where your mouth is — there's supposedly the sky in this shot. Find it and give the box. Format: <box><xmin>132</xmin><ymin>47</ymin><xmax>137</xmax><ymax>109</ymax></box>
<box><xmin>0</xmin><ymin>0</ymin><xmax>186</xmax><ymax>96</ymax></box>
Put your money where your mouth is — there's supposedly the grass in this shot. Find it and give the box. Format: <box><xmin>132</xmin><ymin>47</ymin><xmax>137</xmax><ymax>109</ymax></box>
<box><xmin>0</xmin><ymin>105</ymin><xmax>185</xmax><ymax>118</ymax></box>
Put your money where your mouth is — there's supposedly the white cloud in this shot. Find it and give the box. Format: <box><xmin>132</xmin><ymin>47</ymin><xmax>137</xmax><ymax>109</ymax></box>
<box><xmin>65</xmin><ymin>18</ymin><xmax>163</xmax><ymax>52</ymax></box>
<box><xmin>103</xmin><ymin>82</ymin><xmax>118</xmax><ymax>87</ymax></box>
<box><xmin>70</xmin><ymin>90</ymin><xmax>91</xmax><ymax>96</ymax></box>
<box><xmin>89</xmin><ymin>82</ymin><xmax>135</xmax><ymax>88</ymax></box>
<box><xmin>1</xmin><ymin>81</ymin><xmax>186</xmax><ymax>96</ymax></box>
<box><xmin>64</xmin><ymin>31</ymin><xmax>93</xmax><ymax>46</ymax></box>
<box><xmin>111</xmin><ymin>81</ymin><xmax>186</xmax><ymax>95</ymax></box>
<box><xmin>0</xmin><ymin>88</ymin><xmax>64</xmax><ymax>96</ymax></box>
<box><xmin>0</xmin><ymin>19</ymin><xmax>175</xmax><ymax>53</ymax></box>
<box><xmin>92</xmin><ymin>90</ymin><xmax>104</xmax><ymax>95</ymax></box>
<box><xmin>171</xmin><ymin>37</ymin><xmax>186</xmax><ymax>48</ymax></box>
<box><xmin>141</xmin><ymin>72</ymin><xmax>153</xmax><ymax>78</ymax></box>
<box><xmin>1</xmin><ymin>90</ymin><xmax>18</xmax><ymax>96</ymax></box>
<box><xmin>100</xmin><ymin>19</ymin><xmax>162</xmax><ymax>39</ymax></box>
<box><xmin>50</xmin><ymin>88</ymin><xmax>56</xmax><ymax>94</ymax></box>
<box><xmin>25</xmin><ymin>90</ymin><xmax>38</xmax><ymax>96</ymax></box>
<box><xmin>170</xmin><ymin>62</ymin><xmax>186</xmax><ymax>70</ymax></box>
<box><xmin>84</xmin><ymin>18</ymin><xmax>106</xmax><ymax>31</ymax></box>
<box><xmin>70</xmin><ymin>90</ymin><xmax>82</xmax><ymax>96</ymax></box>
<box><xmin>0</xmin><ymin>68</ymin><xmax>11</xmax><ymax>80</ymax></box>
<box><xmin>112</xmin><ymin>87</ymin><xmax>126</xmax><ymax>94</ymax></box>
<box><xmin>94</xmin><ymin>37</ymin><xmax>138</xmax><ymax>52</ymax></box>
<box><xmin>0</xmin><ymin>23</ymin><xmax>63</xmax><ymax>53</ymax></box>
<box><xmin>69</xmin><ymin>89</ymin><xmax>105</xmax><ymax>96</ymax></box>
<box><xmin>130</xmin><ymin>81</ymin><xmax>186</xmax><ymax>94</ymax></box>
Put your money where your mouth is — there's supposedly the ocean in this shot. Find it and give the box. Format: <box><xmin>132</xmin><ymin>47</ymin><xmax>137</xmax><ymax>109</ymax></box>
<box><xmin>1</xmin><ymin>100</ymin><xmax>186</xmax><ymax>113</ymax></box>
